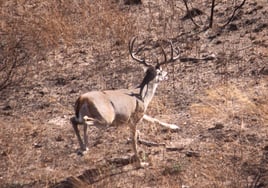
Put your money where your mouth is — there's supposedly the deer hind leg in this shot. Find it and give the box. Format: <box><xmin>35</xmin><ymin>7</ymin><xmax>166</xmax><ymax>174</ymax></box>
<box><xmin>70</xmin><ymin>117</ymin><xmax>85</xmax><ymax>151</ymax></box>
<box><xmin>83</xmin><ymin>123</ymin><xmax>89</xmax><ymax>152</ymax></box>
<box><xmin>82</xmin><ymin>116</ymin><xmax>96</xmax><ymax>153</ymax></box>
<box><xmin>70</xmin><ymin>115</ymin><xmax>94</xmax><ymax>154</ymax></box>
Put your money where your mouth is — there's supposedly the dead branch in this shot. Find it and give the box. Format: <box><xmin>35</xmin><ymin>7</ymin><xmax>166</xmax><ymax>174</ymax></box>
<box><xmin>182</xmin><ymin>0</ymin><xmax>201</xmax><ymax>28</ymax></box>
<box><xmin>138</xmin><ymin>138</ymin><xmax>165</xmax><ymax>147</ymax></box>
<box><xmin>179</xmin><ymin>54</ymin><xmax>216</xmax><ymax>63</ymax></box>
<box><xmin>209</xmin><ymin>0</ymin><xmax>216</xmax><ymax>28</ymax></box>
<box><xmin>221</xmin><ymin>0</ymin><xmax>247</xmax><ymax>28</ymax></box>
<box><xmin>181</xmin><ymin>0</ymin><xmax>247</xmax><ymax>29</ymax></box>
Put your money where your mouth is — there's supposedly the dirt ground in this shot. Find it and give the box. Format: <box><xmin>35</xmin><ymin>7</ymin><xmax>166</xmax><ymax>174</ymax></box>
<box><xmin>0</xmin><ymin>0</ymin><xmax>267</xmax><ymax>187</ymax></box>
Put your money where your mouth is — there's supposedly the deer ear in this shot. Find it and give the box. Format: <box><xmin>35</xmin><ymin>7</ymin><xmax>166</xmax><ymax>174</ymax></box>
<box><xmin>142</xmin><ymin>65</ymin><xmax>148</xmax><ymax>72</ymax></box>
<box><xmin>141</xmin><ymin>65</ymin><xmax>154</xmax><ymax>75</ymax></box>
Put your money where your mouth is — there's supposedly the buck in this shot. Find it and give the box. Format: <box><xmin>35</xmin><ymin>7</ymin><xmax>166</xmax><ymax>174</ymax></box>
<box><xmin>70</xmin><ymin>37</ymin><xmax>180</xmax><ymax>167</ymax></box>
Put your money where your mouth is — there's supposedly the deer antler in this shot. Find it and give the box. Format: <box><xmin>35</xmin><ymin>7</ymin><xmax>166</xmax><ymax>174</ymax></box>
<box><xmin>129</xmin><ymin>37</ymin><xmax>150</xmax><ymax>67</ymax></box>
<box><xmin>158</xmin><ymin>40</ymin><xmax>180</xmax><ymax>66</ymax></box>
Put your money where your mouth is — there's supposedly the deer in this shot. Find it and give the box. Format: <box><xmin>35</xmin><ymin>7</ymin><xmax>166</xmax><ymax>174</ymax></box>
<box><xmin>70</xmin><ymin>37</ymin><xmax>180</xmax><ymax>167</ymax></box>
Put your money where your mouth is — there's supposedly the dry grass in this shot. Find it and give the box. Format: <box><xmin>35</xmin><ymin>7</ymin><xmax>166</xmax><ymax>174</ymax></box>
<box><xmin>0</xmin><ymin>0</ymin><xmax>267</xmax><ymax>187</ymax></box>
<box><xmin>190</xmin><ymin>78</ymin><xmax>268</xmax><ymax>125</ymax></box>
<box><xmin>188</xmin><ymin>77</ymin><xmax>268</xmax><ymax>187</ymax></box>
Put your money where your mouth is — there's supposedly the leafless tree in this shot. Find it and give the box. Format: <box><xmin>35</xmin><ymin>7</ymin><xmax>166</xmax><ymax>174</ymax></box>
<box><xmin>182</xmin><ymin>0</ymin><xmax>247</xmax><ymax>29</ymax></box>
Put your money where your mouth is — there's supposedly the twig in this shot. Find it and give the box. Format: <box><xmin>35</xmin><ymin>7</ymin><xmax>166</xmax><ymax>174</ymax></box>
<box><xmin>179</xmin><ymin>54</ymin><xmax>216</xmax><ymax>63</ymax></box>
<box><xmin>138</xmin><ymin>138</ymin><xmax>165</xmax><ymax>147</ymax></box>
<box><xmin>209</xmin><ymin>0</ymin><xmax>216</xmax><ymax>28</ymax></box>
<box><xmin>182</xmin><ymin>0</ymin><xmax>201</xmax><ymax>28</ymax></box>
<box><xmin>221</xmin><ymin>0</ymin><xmax>247</xmax><ymax>28</ymax></box>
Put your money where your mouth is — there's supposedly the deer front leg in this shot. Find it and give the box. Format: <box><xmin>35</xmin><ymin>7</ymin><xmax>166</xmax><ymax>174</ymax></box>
<box><xmin>130</xmin><ymin>124</ymin><xmax>149</xmax><ymax>168</ymax></box>
<box><xmin>130</xmin><ymin>124</ymin><xmax>139</xmax><ymax>162</ymax></box>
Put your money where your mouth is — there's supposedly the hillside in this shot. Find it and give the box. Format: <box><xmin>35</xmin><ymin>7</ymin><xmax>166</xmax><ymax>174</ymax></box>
<box><xmin>0</xmin><ymin>0</ymin><xmax>267</xmax><ymax>187</ymax></box>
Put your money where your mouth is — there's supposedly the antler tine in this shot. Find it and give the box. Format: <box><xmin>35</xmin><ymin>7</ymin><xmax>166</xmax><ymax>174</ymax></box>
<box><xmin>158</xmin><ymin>40</ymin><xmax>180</xmax><ymax>66</ymax></box>
<box><xmin>129</xmin><ymin>37</ymin><xmax>149</xmax><ymax>67</ymax></box>
<box><xmin>158</xmin><ymin>45</ymin><xmax>167</xmax><ymax>66</ymax></box>
<box><xmin>169</xmin><ymin>40</ymin><xmax>180</xmax><ymax>61</ymax></box>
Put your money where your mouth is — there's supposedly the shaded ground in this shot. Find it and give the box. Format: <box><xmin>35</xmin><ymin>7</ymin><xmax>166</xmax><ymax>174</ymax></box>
<box><xmin>0</xmin><ymin>0</ymin><xmax>267</xmax><ymax>187</ymax></box>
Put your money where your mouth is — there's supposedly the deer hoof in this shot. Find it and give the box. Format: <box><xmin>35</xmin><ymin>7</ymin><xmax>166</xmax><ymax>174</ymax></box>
<box><xmin>77</xmin><ymin>147</ymin><xmax>89</xmax><ymax>156</ymax></box>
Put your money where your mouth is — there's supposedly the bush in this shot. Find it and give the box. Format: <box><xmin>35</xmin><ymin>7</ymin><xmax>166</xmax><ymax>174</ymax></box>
<box><xmin>0</xmin><ymin>0</ymin><xmax>135</xmax><ymax>90</ymax></box>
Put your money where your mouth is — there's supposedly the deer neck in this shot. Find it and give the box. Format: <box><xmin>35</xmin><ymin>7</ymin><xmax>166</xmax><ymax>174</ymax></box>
<box><xmin>138</xmin><ymin>66</ymin><xmax>158</xmax><ymax>110</ymax></box>
<box><xmin>140</xmin><ymin>82</ymin><xmax>158</xmax><ymax>110</ymax></box>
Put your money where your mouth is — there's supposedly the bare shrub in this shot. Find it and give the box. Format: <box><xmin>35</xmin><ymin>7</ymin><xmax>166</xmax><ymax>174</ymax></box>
<box><xmin>0</xmin><ymin>1</ymin><xmax>75</xmax><ymax>90</ymax></box>
<box><xmin>0</xmin><ymin>37</ymin><xmax>30</xmax><ymax>90</ymax></box>
<box><xmin>0</xmin><ymin>0</ymin><xmax>135</xmax><ymax>90</ymax></box>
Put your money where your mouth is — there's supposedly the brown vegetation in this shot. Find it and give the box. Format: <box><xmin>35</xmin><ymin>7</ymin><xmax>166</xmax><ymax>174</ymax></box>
<box><xmin>0</xmin><ymin>0</ymin><xmax>267</xmax><ymax>187</ymax></box>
